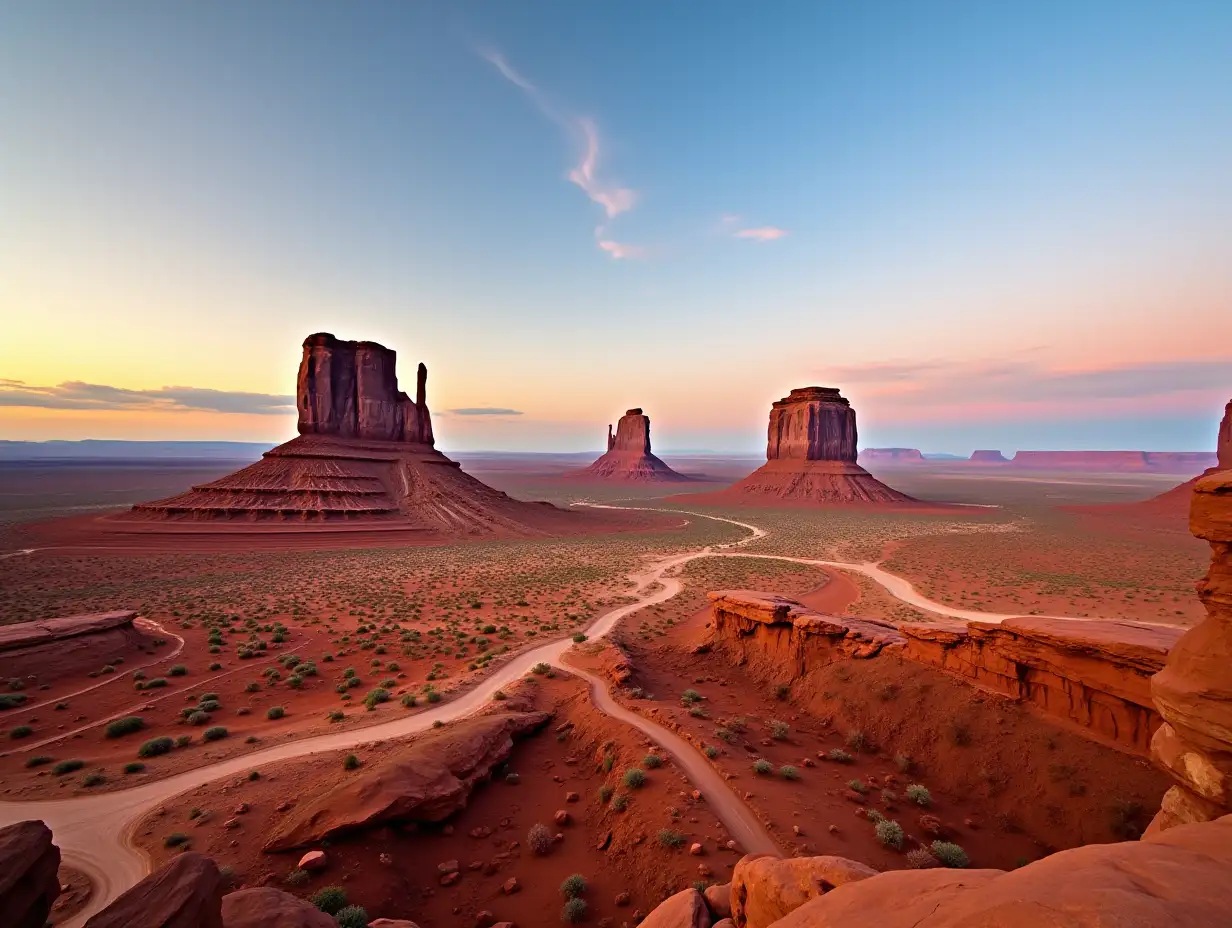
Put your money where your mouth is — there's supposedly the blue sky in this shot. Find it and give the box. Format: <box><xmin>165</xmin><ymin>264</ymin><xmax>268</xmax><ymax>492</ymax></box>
<box><xmin>1</xmin><ymin>1</ymin><xmax>1229</xmax><ymax>452</ymax></box>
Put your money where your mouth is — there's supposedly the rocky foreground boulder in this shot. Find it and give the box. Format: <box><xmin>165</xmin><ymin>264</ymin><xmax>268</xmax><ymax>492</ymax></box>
<box><xmin>264</xmin><ymin>710</ymin><xmax>551</xmax><ymax>851</ymax></box>
<box><xmin>220</xmin><ymin>887</ymin><xmax>337</xmax><ymax>927</ymax></box>
<box><xmin>638</xmin><ymin>886</ymin><xmax>712</xmax><ymax>927</ymax></box>
<box><xmin>0</xmin><ymin>820</ymin><xmax>61</xmax><ymax>928</ymax></box>
<box><xmin>85</xmin><ymin>852</ymin><xmax>223</xmax><ymax>928</ymax></box>
<box><xmin>730</xmin><ymin>854</ymin><xmax>878</xmax><ymax>927</ymax></box>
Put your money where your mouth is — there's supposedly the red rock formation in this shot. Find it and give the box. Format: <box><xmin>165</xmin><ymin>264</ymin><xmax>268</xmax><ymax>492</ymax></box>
<box><xmin>707</xmin><ymin>591</ymin><xmax>1181</xmax><ymax>755</ymax></box>
<box><xmin>858</xmin><ymin>448</ymin><xmax>925</xmax><ymax>463</ymax></box>
<box><xmin>0</xmin><ymin>610</ymin><xmax>135</xmax><ymax>653</ymax></box>
<box><xmin>1009</xmin><ymin>450</ymin><xmax>1217</xmax><ymax>473</ymax></box>
<box><xmin>969</xmin><ymin>450</ymin><xmax>1008</xmax><ymax>464</ymax></box>
<box><xmin>0</xmin><ymin>821</ymin><xmax>61</xmax><ymax>928</ymax></box>
<box><xmin>570</xmin><ymin>408</ymin><xmax>690</xmax><ymax>482</ymax></box>
<box><xmin>637</xmin><ymin>887</ymin><xmax>711</xmax><ymax>928</ymax></box>
<box><xmin>686</xmin><ymin>388</ymin><xmax>916</xmax><ymax>506</ymax></box>
<box><xmin>264</xmin><ymin>711</ymin><xmax>550</xmax><ymax>851</ymax></box>
<box><xmin>760</xmin><ymin>814</ymin><xmax>1232</xmax><ymax>926</ymax></box>
<box><xmin>1218</xmin><ymin>399</ymin><xmax>1232</xmax><ymax>469</ymax></box>
<box><xmin>1148</xmin><ymin>464</ymin><xmax>1232</xmax><ymax>832</ymax></box>
<box><xmin>730</xmin><ymin>854</ymin><xmax>877</xmax><ymax>927</ymax></box>
<box><xmin>220</xmin><ymin>887</ymin><xmax>336</xmax><ymax>927</ymax></box>
<box><xmin>85</xmin><ymin>852</ymin><xmax>223</xmax><ymax>928</ymax></box>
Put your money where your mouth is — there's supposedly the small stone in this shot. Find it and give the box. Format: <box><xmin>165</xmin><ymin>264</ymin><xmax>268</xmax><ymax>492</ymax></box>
<box><xmin>554</xmin><ymin>810</ymin><xmax>570</xmax><ymax>826</ymax></box>
<box><xmin>470</xmin><ymin>826</ymin><xmax>492</xmax><ymax>839</ymax></box>
<box><xmin>503</xmin><ymin>877</ymin><xmax>521</xmax><ymax>894</ymax></box>
<box><xmin>438</xmin><ymin>859</ymin><xmax>460</xmax><ymax>875</ymax></box>
<box><xmin>615</xmin><ymin>891</ymin><xmax>631</xmax><ymax>906</ymax></box>
<box><xmin>233</xmin><ymin>802</ymin><xmax>250</xmax><ymax>815</ymax></box>
<box><xmin>689</xmin><ymin>843</ymin><xmax>704</xmax><ymax>856</ymax></box>
<box><xmin>440</xmin><ymin>871</ymin><xmax>460</xmax><ymax>886</ymax></box>
<box><xmin>566</xmin><ymin>791</ymin><xmax>580</xmax><ymax>803</ymax></box>
<box><xmin>379</xmin><ymin>853</ymin><xmax>392</xmax><ymax>865</ymax></box>
<box><xmin>298</xmin><ymin>850</ymin><xmax>328</xmax><ymax>872</ymax></box>
<box><xmin>475</xmin><ymin>911</ymin><xmax>496</xmax><ymax>927</ymax></box>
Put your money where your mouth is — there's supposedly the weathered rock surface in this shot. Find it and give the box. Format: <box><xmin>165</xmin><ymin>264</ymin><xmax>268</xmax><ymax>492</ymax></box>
<box><xmin>638</xmin><ymin>886</ymin><xmax>711</xmax><ymax>928</ymax></box>
<box><xmin>297</xmin><ymin>332</ymin><xmax>433</xmax><ymax>444</ymax></box>
<box><xmin>1149</xmin><ymin>465</ymin><xmax>1232</xmax><ymax>831</ymax></box>
<box><xmin>1219</xmin><ymin>400</ymin><xmax>1232</xmax><ymax>469</ymax></box>
<box><xmin>572</xmin><ymin>408</ymin><xmax>690</xmax><ymax>482</ymax></box>
<box><xmin>969</xmin><ymin>450</ymin><xmax>1008</xmax><ymax>464</ymax></box>
<box><xmin>0</xmin><ymin>610</ymin><xmax>135</xmax><ymax>653</ymax></box>
<box><xmin>730</xmin><ymin>854</ymin><xmax>878</xmax><ymax>927</ymax></box>
<box><xmin>220</xmin><ymin>887</ymin><xmax>336</xmax><ymax>927</ymax></box>
<box><xmin>858</xmin><ymin>448</ymin><xmax>924</xmax><ymax>463</ymax></box>
<box><xmin>767</xmin><ymin>814</ymin><xmax>1232</xmax><ymax>927</ymax></box>
<box><xmin>687</xmin><ymin>388</ymin><xmax>915</xmax><ymax>505</ymax></box>
<box><xmin>85</xmin><ymin>852</ymin><xmax>223</xmax><ymax>928</ymax></box>
<box><xmin>264</xmin><ymin>711</ymin><xmax>551</xmax><ymax>851</ymax></box>
<box><xmin>708</xmin><ymin>591</ymin><xmax>1180</xmax><ymax>755</ymax></box>
<box><xmin>0</xmin><ymin>820</ymin><xmax>61</xmax><ymax>928</ymax></box>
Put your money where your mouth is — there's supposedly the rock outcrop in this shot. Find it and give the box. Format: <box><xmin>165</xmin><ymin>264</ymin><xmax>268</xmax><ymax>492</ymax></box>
<box><xmin>1148</xmin><ymin>462</ymin><xmax>1232</xmax><ymax>831</ymax></box>
<box><xmin>0</xmin><ymin>820</ymin><xmax>61</xmax><ymax>928</ymax></box>
<box><xmin>85</xmin><ymin>852</ymin><xmax>223</xmax><ymax>928</ymax></box>
<box><xmin>0</xmin><ymin>610</ymin><xmax>135</xmax><ymax>653</ymax></box>
<box><xmin>1218</xmin><ymin>399</ymin><xmax>1232</xmax><ymax>469</ymax></box>
<box><xmin>762</xmin><ymin>814</ymin><xmax>1232</xmax><ymax>927</ymax></box>
<box><xmin>858</xmin><ymin>448</ymin><xmax>924</xmax><ymax>463</ymax></box>
<box><xmin>708</xmin><ymin>591</ymin><xmax>1181</xmax><ymax>755</ymax></box>
<box><xmin>571</xmin><ymin>408</ymin><xmax>690</xmax><ymax>482</ymax></box>
<box><xmin>729</xmin><ymin>854</ymin><xmax>878</xmax><ymax>927</ymax></box>
<box><xmin>969</xmin><ymin>450</ymin><xmax>1008</xmax><ymax>464</ymax></box>
<box><xmin>264</xmin><ymin>711</ymin><xmax>550</xmax><ymax>851</ymax></box>
<box><xmin>684</xmin><ymin>388</ymin><xmax>916</xmax><ymax>505</ymax></box>
<box><xmin>638</xmin><ymin>887</ymin><xmax>712</xmax><ymax>928</ymax></box>
<box><xmin>1008</xmin><ymin>450</ymin><xmax>1217</xmax><ymax>473</ymax></box>
<box><xmin>220</xmin><ymin>887</ymin><xmax>337</xmax><ymax>927</ymax></box>
<box><xmin>120</xmin><ymin>333</ymin><xmax>616</xmax><ymax>538</ymax></box>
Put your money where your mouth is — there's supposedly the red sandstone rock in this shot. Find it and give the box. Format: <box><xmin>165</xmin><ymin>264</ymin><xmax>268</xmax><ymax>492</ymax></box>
<box><xmin>729</xmin><ymin>854</ymin><xmax>878</xmax><ymax>927</ymax></box>
<box><xmin>637</xmin><ymin>886</ymin><xmax>711</xmax><ymax>928</ymax></box>
<box><xmin>296</xmin><ymin>850</ymin><xmax>327</xmax><ymax>872</ymax></box>
<box><xmin>220</xmin><ymin>887</ymin><xmax>335</xmax><ymax>927</ymax></box>
<box><xmin>1218</xmin><ymin>400</ymin><xmax>1232</xmax><ymax>470</ymax></box>
<box><xmin>1008</xmin><ymin>450</ymin><xmax>1217</xmax><ymax>473</ymax></box>
<box><xmin>85</xmin><ymin>852</ymin><xmax>223</xmax><ymax>928</ymax></box>
<box><xmin>766</xmin><ymin>814</ymin><xmax>1232</xmax><ymax>927</ymax></box>
<box><xmin>704</xmin><ymin>882</ymin><xmax>733</xmax><ymax>919</ymax></box>
<box><xmin>969</xmin><ymin>450</ymin><xmax>1008</xmax><ymax>464</ymax></box>
<box><xmin>0</xmin><ymin>610</ymin><xmax>136</xmax><ymax>653</ymax></box>
<box><xmin>571</xmin><ymin>408</ymin><xmax>690</xmax><ymax>482</ymax></box>
<box><xmin>263</xmin><ymin>712</ymin><xmax>550</xmax><ymax>851</ymax></box>
<box><xmin>0</xmin><ymin>820</ymin><xmax>61</xmax><ymax>928</ymax></box>
<box><xmin>367</xmin><ymin>921</ymin><xmax>423</xmax><ymax>928</ymax></box>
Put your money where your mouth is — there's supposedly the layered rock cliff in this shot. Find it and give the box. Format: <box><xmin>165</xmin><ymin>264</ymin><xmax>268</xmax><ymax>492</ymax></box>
<box><xmin>571</xmin><ymin>408</ymin><xmax>690</xmax><ymax>482</ymax></box>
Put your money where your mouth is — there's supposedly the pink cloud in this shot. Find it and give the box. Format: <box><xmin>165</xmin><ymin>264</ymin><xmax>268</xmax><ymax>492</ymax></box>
<box><xmin>568</xmin><ymin>118</ymin><xmax>636</xmax><ymax>218</ymax></box>
<box><xmin>734</xmin><ymin>226</ymin><xmax>788</xmax><ymax>241</ymax></box>
<box><xmin>596</xmin><ymin>238</ymin><xmax>647</xmax><ymax>260</ymax></box>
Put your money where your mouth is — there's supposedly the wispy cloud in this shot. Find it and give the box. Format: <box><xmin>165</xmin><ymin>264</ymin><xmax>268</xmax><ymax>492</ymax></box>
<box><xmin>0</xmin><ymin>380</ymin><xmax>294</xmax><ymax>415</ymax></box>
<box><xmin>734</xmin><ymin>226</ymin><xmax>788</xmax><ymax>241</ymax></box>
<box><xmin>479</xmin><ymin>47</ymin><xmax>640</xmax><ymax>256</ymax></box>
<box><xmin>447</xmin><ymin>407</ymin><xmax>524</xmax><ymax>416</ymax></box>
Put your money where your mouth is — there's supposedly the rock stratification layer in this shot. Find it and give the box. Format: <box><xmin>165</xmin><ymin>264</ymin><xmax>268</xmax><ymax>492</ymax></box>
<box><xmin>571</xmin><ymin>408</ymin><xmax>690</xmax><ymax>482</ymax></box>
<box><xmin>688</xmin><ymin>387</ymin><xmax>915</xmax><ymax>505</ymax></box>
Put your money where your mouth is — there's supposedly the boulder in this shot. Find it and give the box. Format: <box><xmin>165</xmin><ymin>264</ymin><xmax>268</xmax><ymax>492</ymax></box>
<box><xmin>639</xmin><ymin>887</ymin><xmax>711</xmax><ymax>928</ymax></box>
<box><xmin>85</xmin><ymin>852</ymin><xmax>223</xmax><ymax>928</ymax></box>
<box><xmin>703</xmin><ymin>882</ymin><xmax>732</xmax><ymax>919</ymax></box>
<box><xmin>221</xmin><ymin>887</ymin><xmax>336</xmax><ymax>927</ymax></box>
<box><xmin>0</xmin><ymin>820</ymin><xmax>61</xmax><ymax>928</ymax></box>
<box><xmin>768</xmin><ymin>814</ymin><xmax>1232</xmax><ymax>927</ymax></box>
<box><xmin>264</xmin><ymin>711</ymin><xmax>551</xmax><ymax>851</ymax></box>
<box><xmin>297</xmin><ymin>850</ymin><xmax>327</xmax><ymax>872</ymax></box>
<box><xmin>730</xmin><ymin>854</ymin><xmax>878</xmax><ymax>927</ymax></box>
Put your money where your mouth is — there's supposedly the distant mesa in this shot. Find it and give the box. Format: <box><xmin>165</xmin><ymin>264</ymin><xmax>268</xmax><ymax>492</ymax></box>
<box><xmin>858</xmin><ymin>447</ymin><xmax>924</xmax><ymax>463</ymax></box>
<box><xmin>683</xmin><ymin>387</ymin><xmax>917</xmax><ymax>506</ymax></box>
<box><xmin>1008</xmin><ymin>450</ymin><xmax>1217</xmax><ymax>473</ymax></box>
<box><xmin>568</xmin><ymin>407</ymin><xmax>690</xmax><ymax>482</ymax></box>
<box><xmin>970</xmin><ymin>449</ymin><xmax>1009</xmax><ymax>464</ymax></box>
<box><xmin>104</xmin><ymin>333</ymin><xmax>650</xmax><ymax>541</ymax></box>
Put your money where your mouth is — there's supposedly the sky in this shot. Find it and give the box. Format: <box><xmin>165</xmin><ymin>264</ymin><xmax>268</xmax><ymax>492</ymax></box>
<box><xmin>2</xmin><ymin>1</ymin><xmax>1230</xmax><ymax>454</ymax></box>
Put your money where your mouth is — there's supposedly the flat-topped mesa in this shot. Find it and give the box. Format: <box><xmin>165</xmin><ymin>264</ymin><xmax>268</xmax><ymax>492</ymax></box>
<box><xmin>570</xmin><ymin>407</ymin><xmax>690</xmax><ymax>482</ymax></box>
<box><xmin>859</xmin><ymin>447</ymin><xmax>925</xmax><ymax>463</ymax></box>
<box><xmin>297</xmin><ymin>333</ymin><xmax>433</xmax><ymax>444</ymax></box>
<box><xmin>768</xmin><ymin>387</ymin><xmax>857</xmax><ymax>462</ymax></box>
<box><xmin>971</xmin><ymin>449</ymin><xmax>1009</xmax><ymax>463</ymax></box>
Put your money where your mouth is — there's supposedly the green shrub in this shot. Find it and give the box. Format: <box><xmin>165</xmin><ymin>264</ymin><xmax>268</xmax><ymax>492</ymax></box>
<box><xmin>335</xmin><ymin>906</ymin><xmax>368</xmax><ymax>928</ymax></box>
<box><xmin>906</xmin><ymin>784</ymin><xmax>931</xmax><ymax>806</ymax></box>
<box><xmin>571</xmin><ymin>633</ymin><xmax>587</xmax><ymax>643</ymax></box>
<box><xmin>931</xmin><ymin>841</ymin><xmax>969</xmax><ymax>868</ymax></box>
<box><xmin>175</xmin><ymin>734</ymin><xmax>192</xmax><ymax>747</ymax></box>
<box><xmin>164</xmin><ymin>832</ymin><xmax>189</xmax><ymax>848</ymax></box>
<box><xmin>0</xmin><ymin>693</ymin><xmax>28</xmax><ymax>709</ymax></box>
<box><xmin>527</xmin><ymin>823</ymin><xmax>554</xmax><ymax>854</ymax></box>
<box><xmin>610</xmin><ymin>793</ymin><xmax>629</xmax><ymax>812</ymax></box>
<box><xmin>124</xmin><ymin>762</ymin><xmax>145</xmax><ymax>774</ymax></box>
<box><xmin>622</xmin><ymin>768</ymin><xmax>646</xmax><ymax>789</ymax></box>
<box><xmin>643</xmin><ymin>754</ymin><xmax>663</xmax><ymax>769</ymax></box>
<box><xmin>780</xmin><ymin>765</ymin><xmax>800</xmax><ymax>780</ymax></box>
<box><xmin>426</xmin><ymin>691</ymin><xmax>441</xmax><ymax>703</ymax></box>
<box><xmin>82</xmin><ymin>772</ymin><xmax>106</xmax><ymax>787</ymax></box>
<box><xmin>138</xmin><ymin>737</ymin><xmax>174</xmax><ymax>758</ymax></box>
<box><xmin>771</xmin><ymin>721</ymin><xmax>790</xmax><ymax>740</ymax></box>
<box><xmin>827</xmin><ymin>748</ymin><xmax>854</xmax><ymax>764</ymax></box>
<box><xmin>753</xmin><ymin>759</ymin><xmax>773</xmax><ymax>775</ymax></box>
<box><xmin>846</xmin><ymin>730</ymin><xmax>870</xmax><ymax>752</ymax></box>
<box><xmin>680</xmin><ymin>688</ymin><xmax>702</xmax><ymax>705</ymax></box>
<box><xmin>187</xmin><ymin>711</ymin><xmax>210</xmax><ymax>726</ymax></box>
<box><xmin>532</xmin><ymin>662</ymin><xmax>550</xmax><ymax>675</ymax></box>
<box><xmin>328</xmin><ymin>710</ymin><xmax>345</xmax><ymax>722</ymax></box>
<box><xmin>400</xmin><ymin>693</ymin><xmax>416</xmax><ymax>708</ymax></box>
<box><xmin>53</xmin><ymin>759</ymin><xmax>85</xmax><ymax>775</ymax></box>
<box><xmin>848</xmin><ymin>779</ymin><xmax>868</xmax><ymax>794</ymax></box>
<box><xmin>267</xmin><ymin>706</ymin><xmax>286</xmax><ymax>720</ymax></box>
<box><xmin>169</xmin><ymin>664</ymin><xmax>188</xmax><ymax>677</ymax></box>
<box><xmin>562</xmin><ymin>898</ymin><xmax>588</xmax><ymax>924</ymax></box>
<box><xmin>657</xmin><ymin>828</ymin><xmax>686</xmax><ymax>848</ymax></box>
<box><xmin>26</xmin><ymin>755</ymin><xmax>53</xmax><ymax>768</ymax></box>
<box><xmin>343</xmin><ymin>754</ymin><xmax>360</xmax><ymax>770</ymax></box>
<box><xmin>284</xmin><ymin>868</ymin><xmax>309</xmax><ymax>886</ymax></box>
<box><xmin>202</xmin><ymin>726</ymin><xmax>227</xmax><ymax>742</ymax></box>
<box><xmin>105</xmin><ymin>716</ymin><xmax>145</xmax><ymax>738</ymax></box>
<box><xmin>560</xmin><ymin>873</ymin><xmax>587</xmax><ymax>899</ymax></box>
<box><xmin>9</xmin><ymin>724</ymin><xmax>32</xmax><ymax>739</ymax></box>
<box><xmin>309</xmin><ymin>886</ymin><xmax>348</xmax><ymax>915</ymax></box>
<box><xmin>875</xmin><ymin>819</ymin><xmax>905</xmax><ymax>850</ymax></box>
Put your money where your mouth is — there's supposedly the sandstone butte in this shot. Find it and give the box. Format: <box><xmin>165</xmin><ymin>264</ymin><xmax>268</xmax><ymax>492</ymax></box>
<box><xmin>968</xmin><ymin>449</ymin><xmax>1009</xmax><ymax>463</ymax></box>
<box><xmin>115</xmin><ymin>333</ymin><xmax>599</xmax><ymax>539</ymax></box>
<box><xmin>683</xmin><ymin>387</ymin><xmax>917</xmax><ymax>506</ymax></box>
<box><xmin>569</xmin><ymin>407</ymin><xmax>691</xmax><ymax>482</ymax></box>
<box><xmin>857</xmin><ymin>448</ymin><xmax>925</xmax><ymax>464</ymax></box>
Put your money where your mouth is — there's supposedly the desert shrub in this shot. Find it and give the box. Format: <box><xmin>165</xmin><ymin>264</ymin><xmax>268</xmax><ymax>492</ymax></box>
<box><xmin>827</xmin><ymin>748</ymin><xmax>853</xmax><ymax>764</ymax></box>
<box><xmin>26</xmin><ymin>755</ymin><xmax>53</xmax><ymax>768</ymax></box>
<box><xmin>657</xmin><ymin>828</ymin><xmax>685</xmax><ymax>848</ymax></box>
<box><xmin>703</xmin><ymin>745</ymin><xmax>719</xmax><ymax>758</ymax></box>
<box><xmin>560</xmin><ymin>873</ymin><xmax>587</xmax><ymax>899</ymax></box>
<box><xmin>105</xmin><ymin>716</ymin><xmax>145</xmax><ymax>738</ymax></box>
<box><xmin>198</xmin><ymin>699</ymin><xmax>221</xmax><ymax>712</ymax></box>
<box><xmin>906</xmin><ymin>784</ymin><xmax>931</xmax><ymax>806</ymax></box>
<box><xmin>931</xmin><ymin>841</ymin><xmax>969</xmax><ymax>868</ymax></box>
<box><xmin>681</xmin><ymin>689</ymin><xmax>702</xmax><ymax>705</ymax></box>
<box><xmin>527</xmin><ymin>823</ymin><xmax>554</xmax><ymax>855</ymax></box>
<box><xmin>532</xmin><ymin>662</ymin><xmax>551</xmax><ymax>675</ymax></box>
<box><xmin>335</xmin><ymin>905</ymin><xmax>368</xmax><ymax>928</ymax></box>
<box><xmin>343</xmin><ymin>754</ymin><xmax>360</xmax><ymax>770</ymax></box>
<box><xmin>610</xmin><ymin>793</ymin><xmax>629</xmax><ymax>812</ymax></box>
<box><xmin>753</xmin><ymin>759</ymin><xmax>773</xmax><ymax>775</ymax></box>
<box><xmin>848</xmin><ymin>779</ymin><xmax>868</xmax><ymax>794</ymax></box>
<box><xmin>599</xmin><ymin>785</ymin><xmax>613</xmax><ymax>803</ymax></box>
<box><xmin>426</xmin><ymin>691</ymin><xmax>441</xmax><ymax>703</ymax></box>
<box><xmin>328</xmin><ymin>710</ymin><xmax>345</xmax><ymax>722</ymax></box>
<box><xmin>309</xmin><ymin>886</ymin><xmax>348</xmax><ymax>915</ymax></box>
<box><xmin>907</xmin><ymin>848</ymin><xmax>939</xmax><ymax>869</ymax></box>
<box><xmin>622</xmin><ymin>768</ymin><xmax>646</xmax><ymax>789</ymax></box>
<box><xmin>187</xmin><ymin>711</ymin><xmax>209</xmax><ymax>726</ymax></box>
<box><xmin>875</xmin><ymin>819</ymin><xmax>905</xmax><ymax>850</ymax></box>
<box><xmin>169</xmin><ymin>664</ymin><xmax>188</xmax><ymax>677</ymax></box>
<box><xmin>9</xmin><ymin>724</ymin><xmax>32</xmax><ymax>739</ymax></box>
<box><xmin>688</xmin><ymin>705</ymin><xmax>708</xmax><ymax>719</ymax></box>
<box><xmin>866</xmin><ymin>809</ymin><xmax>886</xmax><ymax>825</ymax></box>
<box><xmin>164</xmin><ymin>832</ymin><xmax>189</xmax><ymax>848</ymax></box>
<box><xmin>771</xmin><ymin>721</ymin><xmax>790</xmax><ymax>740</ymax></box>
<box><xmin>82</xmin><ymin>772</ymin><xmax>106</xmax><ymax>787</ymax></box>
<box><xmin>143</xmin><ymin>678</ymin><xmax>168</xmax><ymax>689</ymax></box>
<box><xmin>492</xmin><ymin>690</ymin><xmax>506</xmax><ymax>701</ymax></box>
<box><xmin>643</xmin><ymin>753</ymin><xmax>663</xmax><ymax>769</ymax></box>
<box><xmin>124</xmin><ymin>762</ymin><xmax>145</xmax><ymax>774</ymax></box>
<box><xmin>0</xmin><ymin>693</ymin><xmax>28</xmax><ymax>709</ymax></box>
<box><xmin>175</xmin><ymin>734</ymin><xmax>192</xmax><ymax>747</ymax></box>
<box><xmin>846</xmin><ymin>730</ymin><xmax>870</xmax><ymax>752</ymax></box>
<box><xmin>245</xmin><ymin>682</ymin><xmax>259</xmax><ymax>693</ymax></box>
<box><xmin>267</xmin><ymin>706</ymin><xmax>286</xmax><ymax>720</ymax></box>
<box><xmin>774</xmin><ymin>683</ymin><xmax>791</xmax><ymax>700</ymax></box>
<box><xmin>286</xmin><ymin>676</ymin><xmax>303</xmax><ymax>689</ymax></box>
<box><xmin>284</xmin><ymin>868</ymin><xmax>309</xmax><ymax>886</ymax></box>
<box><xmin>780</xmin><ymin>765</ymin><xmax>801</xmax><ymax>780</ymax></box>
<box><xmin>202</xmin><ymin>726</ymin><xmax>228</xmax><ymax>742</ymax></box>
<box><xmin>138</xmin><ymin>737</ymin><xmax>174</xmax><ymax>757</ymax></box>
<box><xmin>54</xmin><ymin>759</ymin><xmax>85</xmax><ymax>775</ymax></box>
<box><xmin>562</xmin><ymin>897</ymin><xmax>588</xmax><ymax>924</ymax></box>
<box><xmin>209</xmin><ymin>662</ymin><xmax>221</xmax><ymax>671</ymax></box>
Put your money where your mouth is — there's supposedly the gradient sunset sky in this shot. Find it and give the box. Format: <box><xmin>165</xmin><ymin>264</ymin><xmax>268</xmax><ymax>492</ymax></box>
<box><xmin>2</xmin><ymin>2</ymin><xmax>1229</xmax><ymax>453</ymax></box>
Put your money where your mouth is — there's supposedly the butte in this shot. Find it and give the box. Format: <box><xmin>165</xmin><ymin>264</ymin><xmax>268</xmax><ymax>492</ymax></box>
<box><xmin>568</xmin><ymin>408</ymin><xmax>690</xmax><ymax>482</ymax></box>
<box><xmin>77</xmin><ymin>333</ymin><xmax>660</xmax><ymax>545</ymax></box>
<box><xmin>681</xmin><ymin>386</ymin><xmax>917</xmax><ymax>506</ymax></box>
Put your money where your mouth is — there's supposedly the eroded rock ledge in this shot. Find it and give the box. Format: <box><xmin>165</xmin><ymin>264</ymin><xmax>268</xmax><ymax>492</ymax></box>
<box><xmin>708</xmin><ymin>590</ymin><xmax>1181</xmax><ymax>754</ymax></box>
<box><xmin>0</xmin><ymin>610</ymin><xmax>136</xmax><ymax>653</ymax></box>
